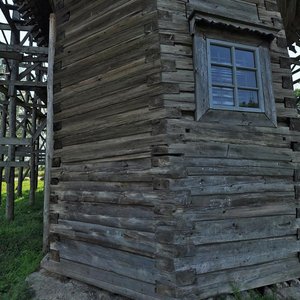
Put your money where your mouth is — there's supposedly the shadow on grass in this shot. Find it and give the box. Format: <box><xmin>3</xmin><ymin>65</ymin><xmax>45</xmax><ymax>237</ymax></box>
<box><xmin>0</xmin><ymin>182</ymin><xmax>44</xmax><ymax>300</ymax></box>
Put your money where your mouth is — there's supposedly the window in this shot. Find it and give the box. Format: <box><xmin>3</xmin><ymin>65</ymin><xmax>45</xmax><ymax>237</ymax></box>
<box><xmin>193</xmin><ymin>32</ymin><xmax>277</xmax><ymax>127</ymax></box>
<box><xmin>208</xmin><ymin>40</ymin><xmax>264</xmax><ymax>113</ymax></box>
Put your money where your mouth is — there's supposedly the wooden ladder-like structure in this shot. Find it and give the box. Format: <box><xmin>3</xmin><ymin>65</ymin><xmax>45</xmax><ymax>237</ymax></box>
<box><xmin>0</xmin><ymin>0</ymin><xmax>48</xmax><ymax>221</ymax></box>
<box><xmin>277</xmin><ymin>0</ymin><xmax>300</xmax><ymax>86</ymax></box>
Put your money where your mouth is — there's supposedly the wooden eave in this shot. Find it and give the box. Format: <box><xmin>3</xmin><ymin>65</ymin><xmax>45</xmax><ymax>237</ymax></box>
<box><xmin>190</xmin><ymin>15</ymin><xmax>276</xmax><ymax>41</ymax></box>
<box><xmin>13</xmin><ymin>0</ymin><xmax>52</xmax><ymax>46</ymax></box>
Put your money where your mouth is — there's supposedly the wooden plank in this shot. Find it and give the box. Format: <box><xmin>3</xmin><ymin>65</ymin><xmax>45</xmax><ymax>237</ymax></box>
<box><xmin>50</xmin><ymin>220</ymin><xmax>157</xmax><ymax>257</ymax></box>
<box><xmin>259</xmin><ymin>46</ymin><xmax>277</xmax><ymax>126</ymax></box>
<box><xmin>165</xmin><ymin>142</ymin><xmax>294</xmax><ymax>162</ymax></box>
<box><xmin>188</xmin><ymin>0</ymin><xmax>260</xmax><ymax>24</ymax></box>
<box><xmin>0</xmin><ymin>23</ymin><xmax>34</xmax><ymax>31</ymax></box>
<box><xmin>194</xmin><ymin>33</ymin><xmax>209</xmax><ymax>120</ymax></box>
<box><xmin>192</xmin><ymin>216</ymin><xmax>300</xmax><ymax>245</ymax></box>
<box><xmin>52</xmin><ymin>239</ymin><xmax>157</xmax><ymax>283</ymax></box>
<box><xmin>175</xmin><ymin>236</ymin><xmax>300</xmax><ymax>274</ymax></box>
<box><xmin>52</xmin><ymin>188</ymin><xmax>190</xmax><ymax>206</ymax></box>
<box><xmin>0</xmin><ymin>80</ymin><xmax>47</xmax><ymax>89</ymax></box>
<box><xmin>0</xmin><ymin>108</ymin><xmax>7</xmax><ymax>217</ymax></box>
<box><xmin>42</xmin><ymin>258</ymin><xmax>159</xmax><ymax>300</ymax></box>
<box><xmin>0</xmin><ymin>161</ymin><xmax>29</xmax><ymax>168</ymax></box>
<box><xmin>183</xmin><ymin>191</ymin><xmax>296</xmax><ymax>221</ymax></box>
<box><xmin>177</xmin><ymin>257</ymin><xmax>300</xmax><ymax>299</ymax></box>
<box><xmin>0</xmin><ymin>137</ymin><xmax>31</xmax><ymax>145</ymax></box>
<box><xmin>6</xmin><ymin>13</ymin><xmax>19</xmax><ymax>221</ymax></box>
<box><xmin>43</xmin><ymin>13</ymin><xmax>56</xmax><ymax>253</ymax></box>
<box><xmin>0</xmin><ymin>43</ymin><xmax>48</xmax><ymax>55</ymax></box>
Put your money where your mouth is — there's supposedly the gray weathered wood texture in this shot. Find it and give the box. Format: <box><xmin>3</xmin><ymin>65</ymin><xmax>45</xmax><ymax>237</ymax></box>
<box><xmin>43</xmin><ymin>13</ymin><xmax>56</xmax><ymax>253</ymax></box>
<box><xmin>42</xmin><ymin>0</ymin><xmax>300</xmax><ymax>299</ymax></box>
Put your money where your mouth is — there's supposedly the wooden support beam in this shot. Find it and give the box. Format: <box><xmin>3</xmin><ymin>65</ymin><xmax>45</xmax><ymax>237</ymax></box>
<box><xmin>0</xmin><ymin>51</ymin><xmax>23</xmax><ymax>61</ymax></box>
<box><xmin>19</xmin><ymin>63</ymin><xmax>40</xmax><ymax>80</ymax></box>
<box><xmin>32</xmin><ymin>118</ymin><xmax>46</xmax><ymax>142</ymax></box>
<box><xmin>1</xmin><ymin>146</ymin><xmax>37</xmax><ymax>157</ymax></box>
<box><xmin>0</xmin><ymin>1</ymin><xmax>18</xmax><ymax>36</ymax></box>
<box><xmin>0</xmin><ymin>23</ymin><xmax>34</xmax><ymax>31</ymax></box>
<box><xmin>0</xmin><ymin>161</ymin><xmax>29</xmax><ymax>168</ymax></box>
<box><xmin>0</xmin><ymin>97</ymin><xmax>8</xmax><ymax>206</ymax></box>
<box><xmin>0</xmin><ymin>80</ymin><xmax>47</xmax><ymax>89</ymax></box>
<box><xmin>43</xmin><ymin>13</ymin><xmax>56</xmax><ymax>253</ymax></box>
<box><xmin>29</xmin><ymin>97</ymin><xmax>37</xmax><ymax>205</ymax></box>
<box><xmin>0</xmin><ymin>145</ymin><xmax>8</xmax><ymax>155</ymax></box>
<box><xmin>3</xmin><ymin>4</ymin><xmax>18</xmax><ymax>11</ymax></box>
<box><xmin>0</xmin><ymin>137</ymin><xmax>31</xmax><ymax>145</ymax></box>
<box><xmin>22</xmin><ymin>56</ymin><xmax>48</xmax><ymax>63</ymax></box>
<box><xmin>0</xmin><ymin>0</ymin><xmax>48</xmax><ymax>215</ymax></box>
<box><xmin>0</xmin><ymin>43</ymin><xmax>48</xmax><ymax>55</ymax></box>
<box><xmin>17</xmin><ymin>111</ymin><xmax>28</xmax><ymax>196</ymax></box>
<box><xmin>5</xmin><ymin>9</ymin><xmax>20</xmax><ymax>222</ymax></box>
<box><xmin>0</xmin><ymin>86</ymin><xmax>46</xmax><ymax>119</ymax></box>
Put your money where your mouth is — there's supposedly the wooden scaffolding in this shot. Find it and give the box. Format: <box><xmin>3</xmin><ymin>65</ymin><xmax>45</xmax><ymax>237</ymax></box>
<box><xmin>0</xmin><ymin>0</ymin><xmax>48</xmax><ymax>221</ymax></box>
<box><xmin>277</xmin><ymin>0</ymin><xmax>300</xmax><ymax>86</ymax></box>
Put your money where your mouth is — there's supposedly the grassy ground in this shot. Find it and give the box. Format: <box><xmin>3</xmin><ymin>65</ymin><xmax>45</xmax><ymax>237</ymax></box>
<box><xmin>0</xmin><ymin>179</ymin><xmax>44</xmax><ymax>300</ymax></box>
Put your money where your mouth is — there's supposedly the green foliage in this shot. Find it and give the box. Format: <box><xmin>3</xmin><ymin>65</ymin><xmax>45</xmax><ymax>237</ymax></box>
<box><xmin>294</xmin><ymin>89</ymin><xmax>300</xmax><ymax>98</ymax></box>
<box><xmin>230</xmin><ymin>285</ymin><xmax>277</xmax><ymax>300</ymax></box>
<box><xmin>0</xmin><ymin>180</ymin><xmax>44</xmax><ymax>300</ymax></box>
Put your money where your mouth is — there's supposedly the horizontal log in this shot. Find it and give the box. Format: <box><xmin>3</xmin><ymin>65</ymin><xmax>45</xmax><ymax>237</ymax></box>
<box><xmin>193</xmin><ymin>215</ymin><xmax>300</xmax><ymax>245</ymax></box>
<box><xmin>0</xmin><ymin>43</ymin><xmax>48</xmax><ymax>55</ymax></box>
<box><xmin>52</xmin><ymin>188</ymin><xmax>191</xmax><ymax>206</ymax></box>
<box><xmin>175</xmin><ymin>236</ymin><xmax>300</xmax><ymax>274</ymax></box>
<box><xmin>0</xmin><ymin>137</ymin><xmax>31</xmax><ymax>145</ymax></box>
<box><xmin>0</xmin><ymin>80</ymin><xmax>47</xmax><ymax>89</ymax></box>
<box><xmin>0</xmin><ymin>161</ymin><xmax>29</xmax><ymax>167</ymax></box>
<box><xmin>177</xmin><ymin>257</ymin><xmax>300</xmax><ymax>299</ymax></box>
<box><xmin>51</xmin><ymin>239</ymin><xmax>156</xmax><ymax>283</ymax></box>
<box><xmin>50</xmin><ymin>220</ymin><xmax>157</xmax><ymax>257</ymax></box>
<box><xmin>183</xmin><ymin>191</ymin><xmax>297</xmax><ymax>220</ymax></box>
<box><xmin>42</xmin><ymin>258</ymin><xmax>158</xmax><ymax>300</ymax></box>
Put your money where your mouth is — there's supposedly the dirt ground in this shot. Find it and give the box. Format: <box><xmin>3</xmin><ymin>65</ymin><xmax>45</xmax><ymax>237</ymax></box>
<box><xmin>27</xmin><ymin>269</ymin><xmax>300</xmax><ymax>300</ymax></box>
<box><xmin>26</xmin><ymin>270</ymin><xmax>128</xmax><ymax>300</ymax></box>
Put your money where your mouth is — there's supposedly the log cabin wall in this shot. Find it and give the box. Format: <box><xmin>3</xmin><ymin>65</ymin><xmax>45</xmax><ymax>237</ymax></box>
<box><xmin>41</xmin><ymin>0</ymin><xmax>300</xmax><ymax>299</ymax></box>
<box><xmin>155</xmin><ymin>0</ymin><xmax>300</xmax><ymax>298</ymax></box>
<box><xmin>42</xmin><ymin>1</ymin><xmax>183</xmax><ymax>299</ymax></box>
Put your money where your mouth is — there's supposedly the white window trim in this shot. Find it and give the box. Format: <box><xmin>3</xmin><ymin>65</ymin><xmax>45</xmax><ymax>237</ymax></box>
<box><xmin>207</xmin><ymin>39</ymin><xmax>265</xmax><ymax>113</ymax></box>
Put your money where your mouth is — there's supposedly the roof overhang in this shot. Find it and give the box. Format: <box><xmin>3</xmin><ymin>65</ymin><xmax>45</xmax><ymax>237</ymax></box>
<box><xmin>14</xmin><ymin>0</ymin><xmax>52</xmax><ymax>46</ymax></box>
<box><xmin>277</xmin><ymin>0</ymin><xmax>300</xmax><ymax>50</ymax></box>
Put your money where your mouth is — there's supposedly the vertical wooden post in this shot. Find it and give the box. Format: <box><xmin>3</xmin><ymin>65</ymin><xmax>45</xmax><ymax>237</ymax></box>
<box><xmin>17</xmin><ymin>119</ymin><xmax>28</xmax><ymax>197</ymax></box>
<box><xmin>17</xmin><ymin>84</ymin><xmax>30</xmax><ymax>197</ymax></box>
<box><xmin>35</xmin><ymin>131</ymin><xmax>40</xmax><ymax>189</ymax></box>
<box><xmin>29</xmin><ymin>102</ymin><xmax>37</xmax><ymax>205</ymax></box>
<box><xmin>6</xmin><ymin>11</ymin><xmax>20</xmax><ymax>221</ymax></box>
<box><xmin>0</xmin><ymin>98</ymin><xmax>8</xmax><ymax>205</ymax></box>
<box><xmin>43</xmin><ymin>13</ymin><xmax>56</xmax><ymax>253</ymax></box>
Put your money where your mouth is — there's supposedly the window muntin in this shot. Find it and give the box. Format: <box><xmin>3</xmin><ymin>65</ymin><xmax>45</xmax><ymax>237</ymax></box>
<box><xmin>207</xmin><ymin>39</ymin><xmax>264</xmax><ymax>112</ymax></box>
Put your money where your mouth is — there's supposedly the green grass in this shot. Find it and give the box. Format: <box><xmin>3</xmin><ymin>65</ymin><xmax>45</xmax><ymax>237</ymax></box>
<box><xmin>231</xmin><ymin>285</ymin><xmax>277</xmax><ymax>300</ymax></box>
<box><xmin>0</xmin><ymin>180</ymin><xmax>44</xmax><ymax>300</ymax></box>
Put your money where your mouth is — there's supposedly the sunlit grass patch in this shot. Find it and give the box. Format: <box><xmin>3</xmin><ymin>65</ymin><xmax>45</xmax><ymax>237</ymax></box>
<box><xmin>0</xmin><ymin>179</ymin><xmax>44</xmax><ymax>300</ymax></box>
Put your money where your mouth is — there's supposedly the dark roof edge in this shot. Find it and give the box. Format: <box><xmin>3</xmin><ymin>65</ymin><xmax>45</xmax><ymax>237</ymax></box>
<box><xmin>14</xmin><ymin>0</ymin><xmax>53</xmax><ymax>46</ymax></box>
<box><xmin>277</xmin><ymin>0</ymin><xmax>300</xmax><ymax>49</ymax></box>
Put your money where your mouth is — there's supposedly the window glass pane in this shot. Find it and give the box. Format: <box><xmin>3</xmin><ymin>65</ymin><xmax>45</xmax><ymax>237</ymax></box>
<box><xmin>212</xmin><ymin>87</ymin><xmax>234</xmax><ymax>106</ymax></box>
<box><xmin>235</xmin><ymin>49</ymin><xmax>255</xmax><ymax>68</ymax></box>
<box><xmin>210</xmin><ymin>45</ymin><xmax>232</xmax><ymax>64</ymax></box>
<box><xmin>238</xmin><ymin>90</ymin><xmax>259</xmax><ymax>108</ymax></box>
<box><xmin>237</xmin><ymin>70</ymin><xmax>257</xmax><ymax>88</ymax></box>
<box><xmin>211</xmin><ymin>66</ymin><xmax>233</xmax><ymax>85</ymax></box>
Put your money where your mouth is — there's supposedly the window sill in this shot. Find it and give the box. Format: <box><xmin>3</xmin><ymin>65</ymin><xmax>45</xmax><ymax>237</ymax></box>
<box><xmin>198</xmin><ymin>109</ymin><xmax>277</xmax><ymax>128</ymax></box>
